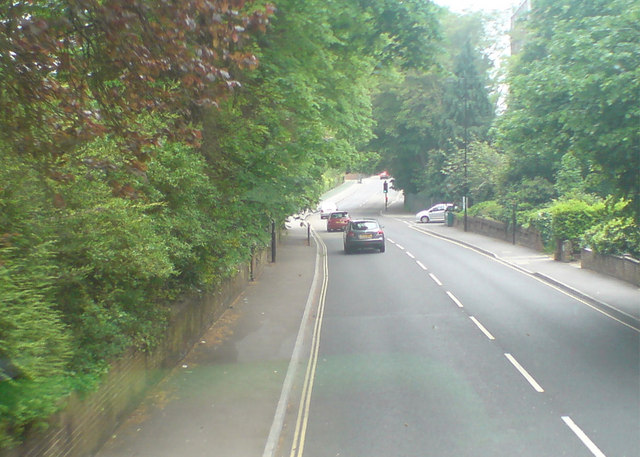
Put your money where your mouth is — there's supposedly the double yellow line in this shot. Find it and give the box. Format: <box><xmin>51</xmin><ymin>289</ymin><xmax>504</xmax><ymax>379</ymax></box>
<box><xmin>289</xmin><ymin>231</ymin><xmax>329</xmax><ymax>457</ymax></box>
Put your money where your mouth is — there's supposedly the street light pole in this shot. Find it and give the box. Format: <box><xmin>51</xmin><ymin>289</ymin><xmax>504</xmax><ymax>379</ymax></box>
<box><xmin>463</xmin><ymin>75</ymin><xmax>469</xmax><ymax>232</ymax></box>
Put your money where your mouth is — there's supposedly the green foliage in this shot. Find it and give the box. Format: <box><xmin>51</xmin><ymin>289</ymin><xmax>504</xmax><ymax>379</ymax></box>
<box><xmin>443</xmin><ymin>141</ymin><xmax>505</xmax><ymax>204</ymax></box>
<box><xmin>55</xmin><ymin>204</ymin><xmax>174</xmax><ymax>369</ymax></box>
<box><xmin>144</xmin><ymin>142</ymin><xmax>248</xmax><ymax>287</ymax></box>
<box><xmin>443</xmin><ymin>39</ymin><xmax>495</xmax><ymax>147</ymax></box>
<box><xmin>0</xmin><ymin>156</ymin><xmax>73</xmax><ymax>447</ymax></box>
<box><xmin>555</xmin><ymin>152</ymin><xmax>587</xmax><ymax>197</ymax></box>
<box><xmin>371</xmin><ymin>69</ymin><xmax>447</xmax><ymax>195</ymax></box>
<box><xmin>0</xmin><ymin>1</ymin><xmax>447</xmax><ymax>450</ymax></box>
<box><xmin>357</xmin><ymin>0</ymin><xmax>442</xmax><ymax>69</ymax></box>
<box><xmin>498</xmin><ymin>0</ymin><xmax>640</xmax><ymax>221</ymax></box>
<box><xmin>518</xmin><ymin>177</ymin><xmax>557</xmax><ymax>207</ymax></box>
<box><xmin>523</xmin><ymin>208</ymin><xmax>554</xmax><ymax>250</ymax></box>
<box><xmin>584</xmin><ymin>217</ymin><xmax>640</xmax><ymax>259</ymax></box>
<box><xmin>0</xmin><ymin>244</ymin><xmax>74</xmax><ymax>447</ymax></box>
<box><xmin>458</xmin><ymin>197</ymin><xmax>624</xmax><ymax>258</ymax></box>
<box><xmin>197</xmin><ymin>0</ymin><xmax>391</xmax><ymax>225</ymax></box>
<box><xmin>372</xmin><ymin>8</ymin><xmax>496</xmax><ymax>200</ymax></box>
<box><xmin>548</xmin><ymin>199</ymin><xmax>605</xmax><ymax>243</ymax></box>
<box><xmin>467</xmin><ymin>200</ymin><xmax>507</xmax><ymax>222</ymax></box>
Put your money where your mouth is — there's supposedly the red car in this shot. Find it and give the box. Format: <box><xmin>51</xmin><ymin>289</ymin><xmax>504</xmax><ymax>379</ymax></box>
<box><xmin>327</xmin><ymin>211</ymin><xmax>350</xmax><ymax>232</ymax></box>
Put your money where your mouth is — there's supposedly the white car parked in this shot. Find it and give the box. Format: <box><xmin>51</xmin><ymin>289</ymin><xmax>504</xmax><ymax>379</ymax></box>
<box><xmin>318</xmin><ymin>201</ymin><xmax>338</xmax><ymax>219</ymax></box>
<box><xmin>416</xmin><ymin>203</ymin><xmax>454</xmax><ymax>223</ymax></box>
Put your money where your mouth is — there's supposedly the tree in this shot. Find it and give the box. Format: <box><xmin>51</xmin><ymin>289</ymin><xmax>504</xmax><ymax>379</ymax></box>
<box><xmin>1</xmin><ymin>1</ymin><xmax>275</xmax><ymax>447</ymax></box>
<box><xmin>0</xmin><ymin>0</ymin><xmax>273</xmax><ymax>165</ymax></box>
<box><xmin>197</xmin><ymin>0</ymin><xmax>384</xmax><ymax>230</ymax></box>
<box><xmin>442</xmin><ymin>141</ymin><xmax>505</xmax><ymax>204</ymax></box>
<box><xmin>441</xmin><ymin>38</ymin><xmax>495</xmax><ymax>211</ymax></box>
<box><xmin>443</xmin><ymin>39</ymin><xmax>494</xmax><ymax>148</ymax></box>
<box><xmin>371</xmin><ymin>69</ymin><xmax>447</xmax><ymax>195</ymax></box>
<box><xmin>356</xmin><ymin>0</ymin><xmax>441</xmax><ymax>70</ymax></box>
<box><xmin>497</xmin><ymin>0</ymin><xmax>640</xmax><ymax>220</ymax></box>
<box><xmin>371</xmin><ymin>7</ymin><xmax>496</xmax><ymax>203</ymax></box>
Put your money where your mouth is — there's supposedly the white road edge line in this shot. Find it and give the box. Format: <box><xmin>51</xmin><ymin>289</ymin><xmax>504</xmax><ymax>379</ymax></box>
<box><xmin>416</xmin><ymin>261</ymin><xmax>428</xmax><ymax>271</ymax></box>
<box><xmin>429</xmin><ymin>273</ymin><xmax>443</xmax><ymax>286</ymax></box>
<box><xmin>406</xmin><ymin>251</ymin><xmax>415</xmax><ymax>259</ymax></box>
<box><xmin>504</xmin><ymin>353</ymin><xmax>544</xmax><ymax>393</ymax></box>
<box><xmin>562</xmin><ymin>416</ymin><xmax>607</xmax><ymax>457</ymax></box>
<box><xmin>446</xmin><ymin>291</ymin><xmax>464</xmax><ymax>308</ymax></box>
<box><xmin>469</xmin><ymin>316</ymin><xmax>495</xmax><ymax>340</ymax></box>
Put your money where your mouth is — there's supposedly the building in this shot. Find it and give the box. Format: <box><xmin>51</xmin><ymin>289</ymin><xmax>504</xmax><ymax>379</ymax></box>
<box><xmin>510</xmin><ymin>0</ymin><xmax>532</xmax><ymax>55</ymax></box>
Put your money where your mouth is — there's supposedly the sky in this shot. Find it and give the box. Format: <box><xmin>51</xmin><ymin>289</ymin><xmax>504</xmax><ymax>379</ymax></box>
<box><xmin>432</xmin><ymin>0</ymin><xmax>526</xmax><ymax>63</ymax></box>
<box><xmin>432</xmin><ymin>0</ymin><xmax>523</xmax><ymax>14</ymax></box>
<box><xmin>432</xmin><ymin>0</ymin><xmax>526</xmax><ymax>107</ymax></box>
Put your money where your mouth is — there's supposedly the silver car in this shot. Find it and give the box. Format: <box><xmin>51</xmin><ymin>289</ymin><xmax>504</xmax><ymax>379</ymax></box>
<box><xmin>416</xmin><ymin>203</ymin><xmax>454</xmax><ymax>223</ymax></box>
<box><xmin>343</xmin><ymin>219</ymin><xmax>385</xmax><ymax>253</ymax></box>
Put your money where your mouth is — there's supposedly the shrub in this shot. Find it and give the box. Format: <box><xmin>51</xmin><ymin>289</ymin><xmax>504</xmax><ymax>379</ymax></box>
<box><xmin>0</xmin><ymin>243</ymin><xmax>74</xmax><ymax>449</ymax></box>
<box><xmin>523</xmin><ymin>208</ymin><xmax>554</xmax><ymax>249</ymax></box>
<box><xmin>51</xmin><ymin>176</ymin><xmax>176</xmax><ymax>372</ymax></box>
<box><xmin>548</xmin><ymin>199</ymin><xmax>605</xmax><ymax>244</ymax></box>
<box><xmin>0</xmin><ymin>156</ymin><xmax>74</xmax><ymax>447</ymax></box>
<box><xmin>583</xmin><ymin>217</ymin><xmax>640</xmax><ymax>259</ymax></box>
<box><xmin>519</xmin><ymin>198</ymin><xmax>607</xmax><ymax>252</ymax></box>
<box><xmin>468</xmin><ymin>200</ymin><xmax>506</xmax><ymax>221</ymax></box>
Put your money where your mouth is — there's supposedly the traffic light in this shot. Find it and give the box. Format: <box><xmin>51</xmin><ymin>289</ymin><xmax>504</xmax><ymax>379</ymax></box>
<box><xmin>383</xmin><ymin>181</ymin><xmax>388</xmax><ymax>193</ymax></box>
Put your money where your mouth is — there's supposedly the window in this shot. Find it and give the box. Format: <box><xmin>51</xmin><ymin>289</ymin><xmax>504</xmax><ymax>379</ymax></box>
<box><xmin>352</xmin><ymin>221</ymin><xmax>378</xmax><ymax>230</ymax></box>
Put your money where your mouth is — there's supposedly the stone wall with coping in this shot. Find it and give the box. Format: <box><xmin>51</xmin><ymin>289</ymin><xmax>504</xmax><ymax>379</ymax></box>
<box><xmin>452</xmin><ymin>214</ymin><xmax>545</xmax><ymax>252</ymax></box>
<box><xmin>581</xmin><ymin>248</ymin><xmax>640</xmax><ymax>286</ymax></box>
<box><xmin>450</xmin><ymin>214</ymin><xmax>639</xmax><ymax>286</ymax></box>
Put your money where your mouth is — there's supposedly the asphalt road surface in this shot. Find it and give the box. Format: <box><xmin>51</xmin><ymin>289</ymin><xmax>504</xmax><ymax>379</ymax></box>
<box><xmin>286</xmin><ymin>178</ymin><xmax>639</xmax><ymax>457</ymax></box>
<box><xmin>94</xmin><ymin>177</ymin><xmax>638</xmax><ymax>457</ymax></box>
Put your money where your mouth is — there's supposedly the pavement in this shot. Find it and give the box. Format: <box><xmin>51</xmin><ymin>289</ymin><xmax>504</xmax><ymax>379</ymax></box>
<box><xmin>95</xmin><ymin>194</ymin><xmax>639</xmax><ymax>457</ymax></box>
<box><xmin>95</xmin><ymin>222</ymin><xmax>320</xmax><ymax>457</ymax></box>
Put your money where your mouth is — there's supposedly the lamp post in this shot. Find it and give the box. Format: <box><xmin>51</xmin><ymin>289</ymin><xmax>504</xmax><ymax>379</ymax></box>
<box><xmin>462</xmin><ymin>75</ymin><xmax>469</xmax><ymax>232</ymax></box>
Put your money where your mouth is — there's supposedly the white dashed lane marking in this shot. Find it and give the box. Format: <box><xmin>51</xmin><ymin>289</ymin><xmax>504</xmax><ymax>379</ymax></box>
<box><xmin>505</xmin><ymin>353</ymin><xmax>545</xmax><ymax>393</ymax></box>
<box><xmin>469</xmin><ymin>316</ymin><xmax>496</xmax><ymax>340</ymax></box>
<box><xmin>389</xmin><ymin>229</ymin><xmax>610</xmax><ymax>457</ymax></box>
<box><xmin>446</xmin><ymin>291</ymin><xmax>463</xmax><ymax>308</ymax></box>
<box><xmin>561</xmin><ymin>416</ymin><xmax>608</xmax><ymax>457</ymax></box>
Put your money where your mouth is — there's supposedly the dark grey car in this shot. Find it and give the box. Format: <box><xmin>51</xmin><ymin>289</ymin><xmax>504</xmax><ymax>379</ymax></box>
<box><xmin>343</xmin><ymin>219</ymin><xmax>385</xmax><ymax>253</ymax></box>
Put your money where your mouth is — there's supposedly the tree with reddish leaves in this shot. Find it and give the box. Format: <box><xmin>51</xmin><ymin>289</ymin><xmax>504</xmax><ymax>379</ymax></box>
<box><xmin>0</xmin><ymin>0</ymin><xmax>273</xmax><ymax>163</ymax></box>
